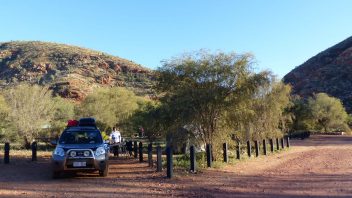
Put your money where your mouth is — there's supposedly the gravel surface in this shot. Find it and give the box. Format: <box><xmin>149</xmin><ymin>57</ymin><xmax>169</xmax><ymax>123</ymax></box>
<box><xmin>0</xmin><ymin>135</ymin><xmax>352</xmax><ymax>198</ymax></box>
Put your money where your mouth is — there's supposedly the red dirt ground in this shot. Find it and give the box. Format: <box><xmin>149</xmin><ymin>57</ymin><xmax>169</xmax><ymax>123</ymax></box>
<box><xmin>0</xmin><ymin>135</ymin><xmax>352</xmax><ymax>197</ymax></box>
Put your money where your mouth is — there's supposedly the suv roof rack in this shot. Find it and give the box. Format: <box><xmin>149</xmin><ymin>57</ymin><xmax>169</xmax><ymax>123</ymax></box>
<box><xmin>78</xmin><ymin>117</ymin><xmax>97</xmax><ymax>128</ymax></box>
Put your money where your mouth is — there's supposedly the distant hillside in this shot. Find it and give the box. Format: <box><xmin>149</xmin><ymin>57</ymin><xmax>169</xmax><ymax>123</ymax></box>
<box><xmin>283</xmin><ymin>36</ymin><xmax>352</xmax><ymax>112</ymax></box>
<box><xmin>0</xmin><ymin>41</ymin><xmax>154</xmax><ymax>100</ymax></box>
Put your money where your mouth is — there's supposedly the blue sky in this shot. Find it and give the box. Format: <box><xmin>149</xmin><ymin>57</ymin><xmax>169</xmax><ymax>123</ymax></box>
<box><xmin>1</xmin><ymin>0</ymin><xmax>352</xmax><ymax>78</ymax></box>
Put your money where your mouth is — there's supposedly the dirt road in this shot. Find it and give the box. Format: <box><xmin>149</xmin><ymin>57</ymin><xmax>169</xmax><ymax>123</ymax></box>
<box><xmin>0</xmin><ymin>135</ymin><xmax>352</xmax><ymax>198</ymax></box>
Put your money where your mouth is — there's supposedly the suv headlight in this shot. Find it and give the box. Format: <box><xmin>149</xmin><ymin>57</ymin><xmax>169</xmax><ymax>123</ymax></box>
<box><xmin>70</xmin><ymin>151</ymin><xmax>76</xmax><ymax>157</ymax></box>
<box><xmin>95</xmin><ymin>147</ymin><xmax>105</xmax><ymax>156</ymax></box>
<box><xmin>53</xmin><ymin>147</ymin><xmax>65</xmax><ymax>157</ymax></box>
<box><xmin>84</xmin><ymin>150</ymin><xmax>90</xmax><ymax>157</ymax></box>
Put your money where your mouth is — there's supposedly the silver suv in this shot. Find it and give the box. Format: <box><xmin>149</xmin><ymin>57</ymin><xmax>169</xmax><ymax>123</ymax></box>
<box><xmin>51</xmin><ymin>119</ymin><xmax>109</xmax><ymax>178</ymax></box>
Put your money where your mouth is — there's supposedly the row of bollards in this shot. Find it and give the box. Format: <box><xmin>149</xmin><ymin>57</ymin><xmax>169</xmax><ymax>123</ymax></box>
<box><xmin>155</xmin><ymin>136</ymin><xmax>290</xmax><ymax>179</ymax></box>
<box><xmin>2</xmin><ymin>142</ymin><xmax>38</xmax><ymax>164</ymax></box>
<box><xmin>245</xmin><ymin>137</ymin><xmax>290</xmax><ymax>159</ymax></box>
<box><xmin>199</xmin><ymin>136</ymin><xmax>290</xmax><ymax>168</ymax></box>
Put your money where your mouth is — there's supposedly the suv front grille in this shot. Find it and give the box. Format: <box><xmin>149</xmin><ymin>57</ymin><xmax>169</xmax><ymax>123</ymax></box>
<box><xmin>67</xmin><ymin>149</ymin><xmax>94</xmax><ymax>158</ymax></box>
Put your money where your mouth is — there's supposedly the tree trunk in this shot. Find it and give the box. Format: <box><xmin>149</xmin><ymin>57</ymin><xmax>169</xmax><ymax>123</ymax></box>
<box><xmin>24</xmin><ymin>137</ymin><xmax>31</xmax><ymax>150</ymax></box>
<box><xmin>245</xmin><ymin>123</ymin><xmax>251</xmax><ymax>141</ymax></box>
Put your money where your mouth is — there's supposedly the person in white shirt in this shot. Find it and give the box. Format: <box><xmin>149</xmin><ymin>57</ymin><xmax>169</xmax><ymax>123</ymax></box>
<box><xmin>109</xmin><ymin>127</ymin><xmax>121</xmax><ymax>144</ymax></box>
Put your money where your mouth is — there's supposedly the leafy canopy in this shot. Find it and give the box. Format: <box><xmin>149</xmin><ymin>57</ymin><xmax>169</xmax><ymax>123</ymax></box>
<box><xmin>308</xmin><ymin>93</ymin><xmax>349</xmax><ymax>132</ymax></box>
<box><xmin>3</xmin><ymin>84</ymin><xmax>56</xmax><ymax>148</ymax></box>
<box><xmin>155</xmin><ymin>51</ymin><xmax>270</xmax><ymax>144</ymax></box>
<box><xmin>78</xmin><ymin>87</ymin><xmax>147</xmax><ymax>133</ymax></box>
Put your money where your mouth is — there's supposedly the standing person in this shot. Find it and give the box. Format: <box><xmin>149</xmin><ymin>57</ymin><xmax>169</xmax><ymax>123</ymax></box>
<box><xmin>109</xmin><ymin>127</ymin><xmax>121</xmax><ymax>144</ymax></box>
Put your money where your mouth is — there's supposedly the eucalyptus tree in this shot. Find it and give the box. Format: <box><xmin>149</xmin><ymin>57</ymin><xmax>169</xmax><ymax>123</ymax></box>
<box><xmin>78</xmin><ymin>87</ymin><xmax>147</xmax><ymax>132</ymax></box>
<box><xmin>308</xmin><ymin>93</ymin><xmax>349</xmax><ymax>132</ymax></box>
<box><xmin>50</xmin><ymin>97</ymin><xmax>75</xmax><ymax>136</ymax></box>
<box><xmin>0</xmin><ymin>94</ymin><xmax>11</xmax><ymax>142</ymax></box>
<box><xmin>155</xmin><ymin>51</ymin><xmax>268</xmax><ymax>145</ymax></box>
<box><xmin>3</xmin><ymin>84</ymin><xmax>56</xmax><ymax>148</ymax></box>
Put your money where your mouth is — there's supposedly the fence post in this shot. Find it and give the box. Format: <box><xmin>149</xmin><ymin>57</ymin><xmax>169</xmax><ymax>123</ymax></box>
<box><xmin>139</xmin><ymin>142</ymin><xmax>143</xmax><ymax>162</ymax></box>
<box><xmin>236</xmin><ymin>141</ymin><xmax>241</xmax><ymax>160</ymax></box>
<box><xmin>206</xmin><ymin>144</ymin><xmax>212</xmax><ymax>168</ymax></box>
<box><xmin>247</xmin><ymin>141</ymin><xmax>251</xmax><ymax>158</ymax></box>
<box><xmin>281</xmin><ymin>138</ymin><xmax>285</xmax><ymax>149</ymax></box>
<box><xmin>190</xmin><ymin>145</ymin><xmax>196</xmax><ymax>172</ymax></box>
<box><xmin>286</xmin><ymin>136</ymin><xmax>290</xmax><ymax>148</ymax></box>
<box><xmin>270</xmin><ymin>139</ymin><xmax>274</xmax><ymax>152</ymax></box>
<box><xmin>113</xmin><ymin>145</ymin><xmax>119</xmax><ymax>157</ymax></box>
<box><xmin>166</xmin><ymin>147</ymin><xmax>173</xmax><ymax>178</ymax></box>
<box><xmin>254</xmin><ymin>140</ymin><xmax>259</xmax><ymax>157</ymax></box>
<box><xmin>223</xmin><ymin>143</ymin><xmax>228</xmax><ymax>163</ymax></box>
<box><xmin>31</xmin><ymin>141</ymin><xmax>37</xmax><ymax>161</ymax></box>
<box><xmin>4</xmin><ymin>142</ymin><xmax>10</xmax><ymax>164</ymax></box>
<box><xmin>134</xmin><ymin>141</ymin><xmax>138</xmax><ymax>159</ymax></box>
<box><xmin>148</xmin><ymin>143</ymin><xmax>153</xmax><ymax>167</ymax></box>
<box><xmin>156</xmin><ymin>146</ymin><xmax>162</xmax><ymax>172</ymax></box>
<box><xmin>276</xmin><ymin>138</ymin><xmax>280</xmax><ymax>150</ymax></box>
<box><xmin>263</xmin><ymin>139</ymin><xmax>267</xmax><ymax>155</ymax></box>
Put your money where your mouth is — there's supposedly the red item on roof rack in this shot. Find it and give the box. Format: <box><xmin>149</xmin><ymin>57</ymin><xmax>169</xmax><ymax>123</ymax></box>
<box><xmin>67</xmin><ymin>120</ymin><xmax>79</xmax><ymax>127</ymax></box>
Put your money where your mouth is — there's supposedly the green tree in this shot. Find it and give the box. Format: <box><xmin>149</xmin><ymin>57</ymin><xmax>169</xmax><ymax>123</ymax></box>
<box><xmin>308</xmin><ymin>93</ymin><xmax>349</xmax><ymax>132</ymax></box>
<box><xmin>129</xmin><ymin>102</ymin><xmax>165</xmax><ymax>140</ymax></box>
<box><xmin>155</xmin><ymin>51</ymin><xmax>268</xmax><ymax>145</ymax></box>
<box><xmin>50</xmin><ymin>97</ymin><xmax>75</xmax><ymax>137</ymax></box>
<box><xmin>225</xmin><ymin>75</ymin><xmax>292</xmax><ymax>142</ymax></box>
<box><xmin>78</xmin><ymin>87</ymin><xmax>145</xmax><ymax>133</ymax></box>
<box><xmin>289</xmin><ymin>96</ymin><xmax>315</xmax><ymax>131</ymax></box>
<box><xmin>3</xmin><ymin>84</ymin><xmax>56</xmax><ymax>148</ymax></box>
<box><xmin>0</xmin><ymin>94</ymin><xmax>12</xmax><ymax>142</ymax></box>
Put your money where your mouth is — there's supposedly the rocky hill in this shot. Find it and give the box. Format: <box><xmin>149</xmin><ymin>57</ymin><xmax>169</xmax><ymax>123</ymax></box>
<box><xmin>0</xmin><ymin>41</ymin><xmax>154</xmax><ymax>100</ymax></box>
<box><xmin>283</xmin><ymin>36</ymin><xmax>352</xmax><ymax>112</ymax></box>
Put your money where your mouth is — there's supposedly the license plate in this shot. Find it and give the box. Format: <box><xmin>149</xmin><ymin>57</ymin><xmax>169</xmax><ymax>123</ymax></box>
<box><xmin>73</xmin><ymin>161</ymin><xmax>86</xmax><ymax>167</ymax></box>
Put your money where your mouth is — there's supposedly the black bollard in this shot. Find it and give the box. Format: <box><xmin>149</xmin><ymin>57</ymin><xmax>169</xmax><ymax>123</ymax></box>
<box><xmin>134</xmin><ymin>141</ymin><xmax>138</xmax><ymax>159</ymax></box>
<box><xmin>270</xmin><ymin>139</ymin><xmax>274</xmax><ymax>152</ymax></box>
<box><xmin>4</xmin><ymin>142</ymin><xmax>10</xmax><ymax>164</ymax></box>
<box><xmin>114</xmin><ymin>145</ymin><xmax>119</xmax><ymax>157</ymax></box>
<box><xmin>139</xmin><ymin>142</ymin><xmax>143</xmax><ymax>162</ymax></box>
<box><xmin>223</xmin><ymin>143</ymin><xmax>228</xmax><ymax>163</ymax></box>
<box><xmin>166</xmin><ymin>147</ymin><xmax>173</xmax><ymax>178</ymax></box>
<box><xmin>286</xmin><ymin>136</ymin><xmax>290</xmax><ymax>148</ymax></box>
<box><xmin>206</xmin><ymin>144</ymin><xmax>212</xmax><ymax>168</ymax></box>
<box><xmin>276</xmin><ymin>138</ymin><xmax>280</xmax><ymax>150</ymax></box>
<box><xmin>156</xmin><ymin>146</ymin><xmax>162</xmax><ymax>172</ymax></box>
<box><xmin>190</xmin><ymin>145</ymin><xmax>196</xmax><ymax>172</ymax></box>
<box><xmin>148</xmin><ymin>143</ymin><xmax>153</xmax><ymax>167</ymax></box>
<box><xmin>254</xmin><ymin>140</ymin><xmax>259</xmax><ymax>157</ymax></box>
<box><xmin>281</xmin><ymin>138</ymin><xmax>285</xmax><ymax>149</ymax></box>
<box><xmin>236</xmin><ymin>141</ymin><xmax>241</xmax><ymax>160</ymax></box>
<box><xmin>247</xmin><ymin>141</ymin><xmax>251</xmax><ymax>157</ymax></box>
<box><xmin>263</xmin><ymin>139</ymin><xmax>267</xmax><ymax>155</ymax></box>
<box><xmin>31</xmin><ymin>141</ymin><xmax>37</xmax><ymax>161</ymax></box>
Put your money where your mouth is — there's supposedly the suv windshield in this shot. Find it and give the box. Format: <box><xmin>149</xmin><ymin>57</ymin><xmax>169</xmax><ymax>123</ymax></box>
<box><xmin>59</xmin><ymin>130</ymin><xmax>103</xmax><ymax>144</ymax></box>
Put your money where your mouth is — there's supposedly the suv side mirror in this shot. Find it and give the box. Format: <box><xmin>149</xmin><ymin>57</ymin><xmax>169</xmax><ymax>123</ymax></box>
<box><xmin>50</xmin><ymin>140</ymin><xmax>58</xmax><ymax>146</ymax></box>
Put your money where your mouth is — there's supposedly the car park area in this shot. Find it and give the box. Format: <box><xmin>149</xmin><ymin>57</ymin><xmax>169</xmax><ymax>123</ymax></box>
<box><xmin>1</xmin><ymin>135</ymin><xmax>352</xmax><ymax>197</ymax></box>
